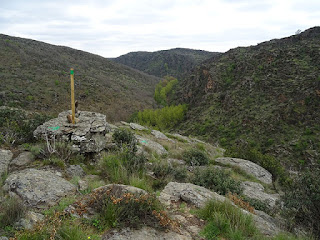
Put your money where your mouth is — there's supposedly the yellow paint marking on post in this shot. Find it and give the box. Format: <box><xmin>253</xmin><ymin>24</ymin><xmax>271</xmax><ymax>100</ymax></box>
<box><xmin>70</xmin><ymin>68</ymin><xmax>75</xmax><ymax>124</ymax></box>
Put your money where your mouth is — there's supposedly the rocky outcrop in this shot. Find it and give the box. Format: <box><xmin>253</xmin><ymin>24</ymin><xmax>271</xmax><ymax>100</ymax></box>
<box><xmin>136</xmin><ymin>135</ymin><xmax>168</xmax><ymax>155</ymax></box>
<box><xmin>215</xmin><ymin>157</ymin><xmax>272</xmax><ymax>184</ymax></box>
<box><xmin>241</xmin><ymin>181</ymin><xmax>280</xmax><ymax>207</ymax></box>
<box><xmin>33</xmin><ymin>111</ymin><xmax>111</xmax><ymax>153</ymax></box>
<box><xmin>14</xmin><ymin>211</ymin><xmax>45</xmax><ymax>230</ymax></box>
<box><xmin>159</xmin><ymin>182</ymin><xmax>225</xmax><ymax>208</ymax></box>
<box><xmin>0</xmin><ymin>149</ymin><xmax>13</xmax><ymax>176</ymax></box>
<box><xmin>159</xmin><ymin>182</ymin><xmax>281</xmax><ymax>236</ymax></box>
<box><xmin>102</xmin><ymin>226</ymin><xmax>192</xmax><ymax>240</ymax></box>
<box><xmin>151</xmin><ymin>130</ymin><xmax>173</xmax><ymax>142</ymax></box>
<box><xmin>129</xmin><ymin>123</ymin><xmax>148</xmax><ymax>131</ymax></box>
<box><xmin>66</xmin><ymin>165</ymin><xmax>86</xmax><ymax>178</ymax></box>
<box><xmin>3</xmin><ymin>168</ymin><xmax>76</xmax><ymax>208</ymax></box>
<box><xmin>9</xmin><ymin>152</ymin><xmax>34</xmax><ymax>171</ymax></box>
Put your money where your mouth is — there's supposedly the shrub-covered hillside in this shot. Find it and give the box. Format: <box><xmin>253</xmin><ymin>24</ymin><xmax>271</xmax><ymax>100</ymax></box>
<box><xmin>175</xmin><ymin>27</ymin><xmax>320</xmax><ymax>170</ymax></box>
<box><xmin>0</xmin><ymin>34</ymin><xmax>159</xmax><ymax>121</ymax></box>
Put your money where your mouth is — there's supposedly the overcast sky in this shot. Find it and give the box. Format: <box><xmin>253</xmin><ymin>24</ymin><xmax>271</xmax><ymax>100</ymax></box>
<box><xmin>0</xmin><ymin>0</ymin><xmax>319</xmax><ymax>57</ymax></box>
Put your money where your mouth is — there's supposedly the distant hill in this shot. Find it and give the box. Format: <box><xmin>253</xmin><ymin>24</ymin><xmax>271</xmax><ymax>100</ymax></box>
<box><xmin>111</xmin><ymin>48</ymin><xmax>220</xmax><ymax>79</ymax></box>
<box><xmin>0</xmin><ymin>34</ymin><xmax>159</xmax><ymax>121</ymax></box>
<box><xmin>175</xmin><ymin>27</ymin><xmax>320</xmax><ymax>168</ymax></box>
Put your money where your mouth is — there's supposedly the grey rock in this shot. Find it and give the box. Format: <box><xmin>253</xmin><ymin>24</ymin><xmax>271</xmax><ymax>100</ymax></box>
<box><xmin>78</xmin><ymin>179</ymin><xmax>89</xmax><ymax>191</ymax></box>
<box><xmin>241</xmin><ymin>181</ymin><xmax>280</xmax><ymax>207</ymax></box>
<box><xmin>34</xmin><ymin>110</ymin><xmax>111</xmax><ymax>153</ymax></box>
<box><xmin>3</xmin><ymin>169</ymin><xmax>76</xmax><ymax>208</ymax></box>
<box><xmin>136</xmin><ymin>135</ymin><xmax>168</xmax><ymax>155</ymax></box>
<box><xmin>151</xmin><ymin>130</ymin><xmax>173</xmax><ymax>142</ymax></box>
<box><xmin>215</xmin><ymin>157</ymin><xmax>272</xmax><ymax>184</ymax></box>
<box><xmin>167</xmin><ymin>158</ymin><xmax>186</xmax><ymax>166</ymax></box>
<box><xmin>102</xmin><ymin>226</ymin><xmax>192</xmax><ymax>240</ymax></box>
<box><xmin>15</xmin><ymin>211</ymin><xmax>45</xmax><ymax>230</ymax></box>
<box><xmin>94</xmin><ymin>184</ymin><xmax>147</xmax><ymax>196</ymax></box>
<box><xmin>170</xmin><ymin>133</ymin><xmax>191</xmax><ymax>143</ymax></box>
<box><xmin>0</xmin><ymin>237</ymin><xmax>9</xmax><ymax>240</ymax></box>
<box><xmin>159</xmin><ymin>182</ymin><xmax>225</xmax><ymax>208</ymax></box>
<box><xmin>160</xmin><ymin>182</ymin><xmax>281</xmax><ymax>236</ymax></box>
<box><xmin>9</xmin><ymin>151</ymin><xmax>34</xmax><ymax>171</ymax></box>
<box><xmin>129</xmin><ymin>122</ymin><xmax>148</xmax><ymax>131</ymax></box>
<box><xmin>120</xmin><ymin>121</ymin><xmax>129</xmax><ymax>126</ymax></box>
<box><xmin>66</xmin><ymin>165</ymin><xmax>86</xmax><ymax>178</ymax></box>
<box><xmin>254</xmin><ymin>210</ymin><xmax>280</xmax><ymax>236</ymax></box>
<box><xmin>0</xmin><ymin>149</ymin><xmax>13</xmax><ymax>176</ymax></box>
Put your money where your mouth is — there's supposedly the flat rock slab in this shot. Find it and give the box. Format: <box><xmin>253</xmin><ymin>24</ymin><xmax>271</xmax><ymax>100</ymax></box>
<box><xmin>102</xmin><ymin>226</ymin><xmax>192</xmax><ymax>240</ymax></box>
<box><xmin>151</xmin><ymin>130</ymin><xmax>174</xmax><ymax>142</ymax></box>
<box><xmin>215</xmin><ymin>157</ymin><xmax>272</xmax><ymax>184</ymax></box>
<box><xmin>0</xmin><ymin>149</ymin><xmax>13</xmax><ymax>176</ymax></box>
<box><xmin>3</xmin><ymin>168</ymin><xmax>76</xmax><ymax>208</ymax></box>
<box><xmin>9</xmin><ymin>151</ymin><xmax>34</xmax><ymax>171</ymax></box>
<box><xmin>33</xmin><ymin>111</ymin><xmax>110</xmax><ymax>153</ymax></box>
<box><xmin>136</xmin><ymin>135</ymin><xmax>168</xmax><ymax>155</ymax></box>
<box><xmin>129</xmin><ymin>123</ymin><xmax>148</xmax><ymax>131</ymax></box>
<box><xmin>159</xmin><ymin>182</ymin><xmax>225</xmax><ymax>208</ymax></box>
<box><xmin>241</xmin><ymin>181</ymin><xmax>280</xmax><ymax>207</ymax></box>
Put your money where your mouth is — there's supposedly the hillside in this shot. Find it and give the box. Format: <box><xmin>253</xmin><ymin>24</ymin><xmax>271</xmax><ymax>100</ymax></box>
<box><xmin>176</xmin><ymin>27</ymin><xmax>320</xmax><ymax>169</ymax></box>
<box><xmin>0</xmin><ymin>34</ymin><xmax>159</xmax><ymax>121</ymax></box>
<box><xmin>111</xmin><ymin>48</ymin><xmax>220</xmax><ymax>79</ymax></box>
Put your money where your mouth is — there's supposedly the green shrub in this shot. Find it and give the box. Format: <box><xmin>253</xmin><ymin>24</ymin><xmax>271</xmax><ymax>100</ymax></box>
<box><xmin>112</xmin><ymin>128</ymin><xmax>137</xmax><ymax>152</ymax></box>
<box><xmin>0</xmin><ymin>108</ymin><xmax>50</xmax><ymax>145</ymax></box>
<box><xmin>133</xmin><ymin>104</ymin><xmax>187</xmax><ymax>130</ymax></box>
<box><xmin>283</xmin><ymin>168</ymin><xmax>320</xmax><ymax>238</ymax></box>
<box><xmin>197</xmin><ymin>200</ymin><xmax>259</xmax><ymax>239</ymax></box>
<box><xmin>55</xmin><ymin>224</ymin><xmax>87</xmax><ymax>240</ymax></box>
<box><xmin>154</xmin><ymin>76</ymin><xmax>178</xmax><ymax>106</ymax></box>
<box><xmin>76</xmin><ymin>187</ymin><xmax>173</xmax><ymax>230</ymax></box>
<box><xmin>0</xmin><ymin>197</ymin><xmax>26</xmax><ymax>228</ymax></box>
<box><xmin>183</xmin><ymin>149</ymin><xmax>209</xmax><ymax>166</ymax></box>
<box><xmin>242</xmin><ymin>196</ymin><xmax>271</xmax><ymax>214</ymax></box>
<box><xmin>99</xmin><ymin>149</ymin><xmax>147</xmax><ymax>186</ymax></box>
<box><xmin>192</xmin><ymin>166</ymin><xmax>243</xmax><ymax>195</ymax></box>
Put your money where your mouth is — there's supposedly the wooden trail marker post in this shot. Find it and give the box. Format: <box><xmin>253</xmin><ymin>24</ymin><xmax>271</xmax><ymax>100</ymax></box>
<box><xmin>70</xmin><ymin>68</ymin><xmax>75</xmax><ymax>124</ymax></box>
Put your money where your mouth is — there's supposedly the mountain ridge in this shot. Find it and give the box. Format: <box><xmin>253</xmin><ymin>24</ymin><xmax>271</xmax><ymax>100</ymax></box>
<box><xmin>0</xmin><ymin>34</ymin><xmax>160</xmax><ymax>121</ymax></box>
<box><xmin>111</xmin><ymin>47</ymin><xmax>220</xmax><ymax>79</ymax></box>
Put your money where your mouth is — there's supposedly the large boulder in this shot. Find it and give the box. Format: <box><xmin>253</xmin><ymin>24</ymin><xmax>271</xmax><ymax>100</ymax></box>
<box><xmin>9</xmin><ymin>151</ymin><xmax>34</xmax><ymax>171</ymax></box>
<box><xmin>241</xmin><ymin>181</ymin><xmax>280</xmax><ymax>208</ymax></box>
<box><xmin>0</xmin><ymin>149</ymin><xmax>13</xmax><ymax>176</ymax></box>
<box><xmin>215</xmin><ymin>157</ymin><xmax>272</xmax><ymax>184</ymax></box>
<box><xmin>151</xmin><ymin>130</ymin><xmax>174</xmax><ymax>142</ymax></box>
<box><xmin>159</xmin><ymin>182</ymin><xmax>225</xmax><ymax>208</ymax></box>
<box><xmin>136</xmin><ymin>135</ymin><xmax>168</xmax><ymax>156</ymax></box>
<box><xmin>33</xmin><ymin>110</ymin><xmax>111</xmax><ymax>153</ymax></box>
<box><xmin>129</xmin><ymin>123</ymin><xmax>148</xmax><ymax>131</ymax></box>
<box><xmin>3</xmin><ymin>168</ymin><xmax>76</xmax><ymax>208</ymax></box>
<box><xmin>102</xmin><ymin>226</ymin><xmax>192</xmax><ymax>240</ymax></box>
<box><xmin>159</xmin><ymin>182</ymin><xmax>281</xmax><ymax>236</ymax></box>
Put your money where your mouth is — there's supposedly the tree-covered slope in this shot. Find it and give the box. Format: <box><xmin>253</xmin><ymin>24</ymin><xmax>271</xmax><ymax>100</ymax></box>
<box><xmin>176</xmin><ymin>27</ymin><xmax>320</xmax><ymax>168</ymax></box>
<box><xmin>0</xmin><ymin>34</ymin><xmax>159</xmax><ymax>121</ymax></box>
<box><xmin>111</xmin><ymin>48</ymin><xmax>220</xmax><ymax>79</ymax></box>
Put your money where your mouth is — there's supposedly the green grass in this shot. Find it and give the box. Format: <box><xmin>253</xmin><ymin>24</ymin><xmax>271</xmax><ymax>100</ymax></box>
<box><xmin>197</xmin><ymin>200</ymin><xmax>259</xmax><ymax>239</ymax></box>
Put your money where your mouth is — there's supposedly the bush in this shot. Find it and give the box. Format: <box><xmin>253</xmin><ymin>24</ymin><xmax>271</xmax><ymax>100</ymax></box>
<box><xmin>112</xmin><ymin>128</ymin><xmax>137</xmax><ymax>152</ymax></box>
<box><xmin>197</xmin><ymin>200</ymin><xmax>259</xmax><ymax>239</ymax></box>
<box><xmin>0</xmin><ymin>197</ymin><xmax>26</xmax><ymax>228</ymax></box>
<box><xmin>0</xmin><ymin>108</ymin><xmax>50</xmax><ymax>146</ymax></box>
<box><xmin>283</xmin><ymin>168</ymin><xmax>320</xmax><ymax>238</ymax></box>
<box><xmin>183</xmin><ymin>149</ymin><xmax>209</xmax><ymax>166</ymax></box>
<box><xmin>192</xmin><ymin>166</ymin><xmax>243</xmax><ymax>195</ymax></box>
<box><xmin>133</xmin><ymin>104</ymin><xmax>187</xmax><ymax>130</ymax></box>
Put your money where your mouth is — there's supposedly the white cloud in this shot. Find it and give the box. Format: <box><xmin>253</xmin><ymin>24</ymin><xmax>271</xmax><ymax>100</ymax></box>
<box><xmin>0</xmin><ymin>0</ymin><xmax>319</xmax><ymax>57</ymax></box>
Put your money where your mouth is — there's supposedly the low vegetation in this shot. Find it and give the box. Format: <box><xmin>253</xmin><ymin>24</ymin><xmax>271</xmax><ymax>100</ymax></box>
<box><xmin>133</xmin><ymin>104</ymin><xmax>187</xmax><ymax>130</ymax></box>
